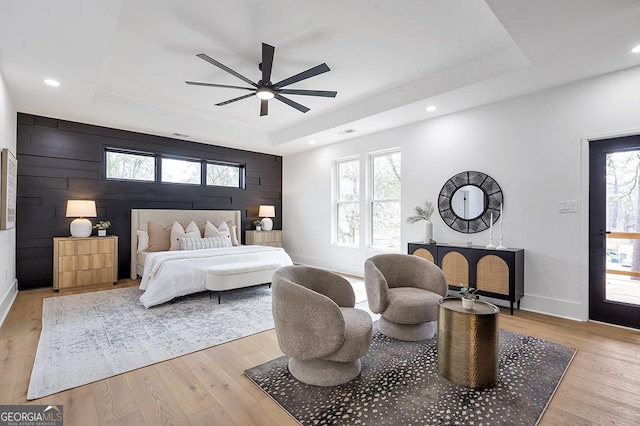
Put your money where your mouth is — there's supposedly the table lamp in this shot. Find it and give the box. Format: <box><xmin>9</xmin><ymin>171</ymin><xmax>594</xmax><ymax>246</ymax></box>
<box><xmin>66</xmin><ymin>200</ymin><xmax>97</xmax><ymax>237</ymax></box>
<box><xmin>258</xmin><ymin>205</ymin><xmax>275</xmax><ymax>231</ymax></box>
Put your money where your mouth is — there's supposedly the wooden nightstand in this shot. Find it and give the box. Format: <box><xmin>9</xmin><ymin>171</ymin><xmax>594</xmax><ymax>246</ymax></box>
<box><xmin>53</xmin><ymin>236</ymin><xmax>118</xmax><ymax>290</ymax></box>
<box><xmin>245</xmin><ymin>230</ymin><xmax>282</xmax><ymax>247</ymax></box>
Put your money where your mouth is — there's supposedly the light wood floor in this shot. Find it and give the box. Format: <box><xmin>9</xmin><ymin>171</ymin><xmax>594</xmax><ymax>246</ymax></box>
<box><xmin>1</xmin><ymin>280</ymin><xmax>640</xmax><ymax>426</ymax></box>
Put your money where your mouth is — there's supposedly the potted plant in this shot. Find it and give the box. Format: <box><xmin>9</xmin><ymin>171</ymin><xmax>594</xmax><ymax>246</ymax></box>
<box><xmin>253</xmin><ymin>220</ymin><xmax>263</xmax><ymax>231</ymax></box>
<box><xmin>458</xmin><ymin>285</ymin><xmax>478</xmax><ymax>310</ymax></box>
<box><xmin>407</xmin><ymin>201</ymin><xmax>435</xmax><ymax>243</ymax></box>
<box><xmin>93</xmin><ymin>220</ymin><xmax>111</xmax><ymax>237</ymax></box>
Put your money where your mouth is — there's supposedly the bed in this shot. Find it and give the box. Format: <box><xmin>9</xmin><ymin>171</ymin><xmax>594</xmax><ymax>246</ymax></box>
<box><xmin>131</xmin><ymin>209</ymin><xmax>293</xmax><ymax>308</ymax></box>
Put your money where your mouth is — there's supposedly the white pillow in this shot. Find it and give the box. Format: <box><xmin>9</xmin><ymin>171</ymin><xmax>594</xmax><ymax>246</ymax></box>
<box><xmin>170</xmin><ymin>221</ymin><xmax>200</xmax><ymax>251</ymax></box>
<box><xmin>137</xmin><ymin>230</ymin><xmax>149</xmax><ymax>253</ymax></box>
<box><xmin>204</xmin><ymin>221</ymin><xmax>231</xmax><ymax>240</ymax></box>
<box><xmin>231</xmin><ymin>225</ymin><xmax>239</xmax><ymax>246</ymax></box>
<box><xmin>180</xmin><ymin>236</ymin><xmax>231</xmax><ymax>250</ymax></box>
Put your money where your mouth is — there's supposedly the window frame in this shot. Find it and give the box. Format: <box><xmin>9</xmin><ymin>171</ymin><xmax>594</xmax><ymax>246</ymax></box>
<box><xmin>159</xmin><ymin>155</ymin><xmax>203</xmax><ymax>186</ymax></box>
<box><xmin>205</xmin><ymin>160</ymin><xmax>246</xmax><ymax>189</ymax></box>
<box><xmin>369</xmin><ymin>149</ymin><xmax>401</xmax><ymax>250</ymax></box>
<box><xmin>334</xmin><ymin>156</ymin><xmax>361</xmax><ymax>247</ymax></box>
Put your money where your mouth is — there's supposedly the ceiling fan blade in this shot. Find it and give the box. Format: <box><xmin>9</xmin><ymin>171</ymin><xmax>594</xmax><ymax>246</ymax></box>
<box><xmin>185</xmin><ymin>81</ymin><xmax>255</xmax><ymax>91</ymax></box>
<box><xmin>274</xmin><ymin>63</ymin><xmax>330</xmax><ymax>89</ymax></box>
<box><xmin>215</xmin><ymin>93</ymin><xmax>255</xmax><ymax>106</ymax></box>
<box><xmin>275</xmin><ymin>94</ymin><xmax>310</xmax><ymax>113</ymax></box>
<box><xmin>261</xmin><ymin>43</ymin><xmax>275</xmax><ymax>84</ymax></box>
<box><xmin>196</xmin><ymin>53</ymin><xmax>257</xmax><ymax>88</ymax></box>
<box><xmin>278</xmin><ymin>89</ymin><xmax>337</xmax><ymax>97</ymax></box>
<box><xmin>260</xmin><ymin>99</ymin><xmax>268</xmax><ymax>116</ymax></box>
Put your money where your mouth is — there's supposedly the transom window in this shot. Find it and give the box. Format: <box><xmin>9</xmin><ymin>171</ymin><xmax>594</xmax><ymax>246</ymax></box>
<box><xmin>105</xmin><ymin>149</ymin><xmax>155</xmax><ymax>182</ymax></box>
<box><xmin>206</xmin><ymin>162</ymin><xmax>242</xmax><ymax>187</ymax></box>
<box><xmin>161</xmin><ymin>157</ymin><xmax>201</xmax><ymax>185</ymax></box>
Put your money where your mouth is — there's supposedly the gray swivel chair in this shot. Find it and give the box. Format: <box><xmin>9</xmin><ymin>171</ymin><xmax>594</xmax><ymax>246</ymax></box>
<box><xmin>272</xmin><ymin>265</ymin><xmax>373</xmax><ymax>386</ymax></box>
<box><xmin>364</xmin><ymin>254</ymin><xmax>447</xmax><ymax>341</ymax></box>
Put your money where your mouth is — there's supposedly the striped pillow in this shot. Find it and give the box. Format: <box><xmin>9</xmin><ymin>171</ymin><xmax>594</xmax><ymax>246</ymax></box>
<box><xmin>179</xmin><ymin>236</ymin><xmax>231</xmax><ymax>251</ymax></box>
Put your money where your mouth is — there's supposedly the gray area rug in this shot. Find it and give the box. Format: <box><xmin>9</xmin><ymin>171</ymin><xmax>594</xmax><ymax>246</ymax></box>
<box><xmin>28</xmin><ymin>285</ymin><xmax>274</xmax><ymax>400</ymax></box>
<box><xmin>246</xmin><ymin>326</ymin><xmax>576</xmax><ymax>425</ymax></box>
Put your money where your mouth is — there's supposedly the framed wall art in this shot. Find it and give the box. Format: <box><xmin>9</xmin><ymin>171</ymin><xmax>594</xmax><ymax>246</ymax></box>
<box><xmin>1</xmin><ymin>148</ymin><xmax>17</xmax><ymax>230</ymax></box>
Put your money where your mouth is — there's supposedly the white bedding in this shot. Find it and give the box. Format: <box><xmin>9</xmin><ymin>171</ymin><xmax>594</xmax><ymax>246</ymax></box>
<box><xmin>139</xmin><ymin>245</ymin><xmax>293</xmax><ymax>308</ymax></box>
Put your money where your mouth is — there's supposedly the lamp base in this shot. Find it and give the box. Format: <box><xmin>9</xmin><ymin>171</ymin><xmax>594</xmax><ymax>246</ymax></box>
<box><xmin>70</xmin><ymin>218</ymin><xmax>92</xmax><ymax>238</ymax></box>
<box><xmin>261</xmin><ymin>217</ymin><xmax>274</xmax><ymax>231</ymax></box>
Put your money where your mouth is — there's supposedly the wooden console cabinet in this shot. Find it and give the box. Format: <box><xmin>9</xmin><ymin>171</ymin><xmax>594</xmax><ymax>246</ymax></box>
<box><xmin>408</xmin><ymin>242</ymin><xmax>524</xmax><ymax>314</ymax></box>
<box><xmin>245</xmin><ymin>230</ymin><xmax>282</xmax><ymax>247</ymax></box>
<box><xmin>53</xmin><ymin>236</ymin><xmax>118</xmax><ymax>290</ymax></box>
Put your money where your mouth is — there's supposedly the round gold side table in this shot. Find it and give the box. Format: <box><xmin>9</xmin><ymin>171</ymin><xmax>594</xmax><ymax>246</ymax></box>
<box><xmin>437</xmin><ymin>297</ymin><xmax>500</xmax><ymax>389</ymax></box>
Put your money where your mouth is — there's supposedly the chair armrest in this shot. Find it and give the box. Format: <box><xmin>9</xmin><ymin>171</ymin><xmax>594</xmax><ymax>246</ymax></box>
<box><xmin>364</xmin><ymin>259</ymin><xmax>390</xmax><ymax>313</ymax></box>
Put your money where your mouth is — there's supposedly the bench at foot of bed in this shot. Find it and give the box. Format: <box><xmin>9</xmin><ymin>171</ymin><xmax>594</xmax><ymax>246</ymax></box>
<box><xmin>206</xmin><ymin>260</ymin><xmax>283</xmax><ymax>304</ymax></box>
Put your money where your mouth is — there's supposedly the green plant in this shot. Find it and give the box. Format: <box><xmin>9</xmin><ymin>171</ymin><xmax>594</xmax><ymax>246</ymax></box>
<box><xmin>92</xmin><ymin>220</ymin><xmax>111</xmax><ymax>230</ymax></box>
<box><xmin>252</xmin><ymin>220</ymin><xmax>263</xmax><ymax>227</ymax></box>
<box><xmin>458</xmin><ymin>286</ymin><xmax>478</xmax><ymax>300</ymax></box>
<box><xmin>406</xmin><ymin>201</ymin><xmax>435</xmax><ymax>223</ymax></box>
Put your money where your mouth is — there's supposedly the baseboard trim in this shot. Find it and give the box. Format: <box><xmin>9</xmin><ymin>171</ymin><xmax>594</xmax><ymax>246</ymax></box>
<box><xmin>0</xmin><ymin>279</ymin><xmax>18</xmax><ymax>328</ymax></box>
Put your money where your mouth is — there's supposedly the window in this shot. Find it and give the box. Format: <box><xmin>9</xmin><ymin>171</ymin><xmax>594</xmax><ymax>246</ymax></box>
<box><xmin>206</xmin><ymin>162</ymin><xmax>243</xmax><ymax>188</ymax></box>
<box><xmin>105</xmin><ymin>149</ymin><xmax>155</xmax><ymax>181</ymax></box>
<box><xmin>161</xmin><ymin>157</ymin><xmax>201</xmax><ymax>185</ymax></box>
<box><xmin>370</xmin><ymin>151</ymin><xmax>401</xmax><ymax>248</ymax></box>
<box><xmin>336</xmin><ymin>159</ymin><xmax>360</xmax><ymax>245</ymax></box>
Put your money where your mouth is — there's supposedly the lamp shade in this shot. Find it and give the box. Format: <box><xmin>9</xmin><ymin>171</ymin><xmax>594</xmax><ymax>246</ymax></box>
<box><xmin>258</xmin><ymin>205</ymin><xmax>275</xmax><ymax>218</ymax></box>
<box><xmin>66</xmin><ymin>200</ymin><xmax>97</xmax><ymax>218</ymax></box>
<box><xmin>66</xmin><ymin>200</ymin><xmax>97</xmax><ymax>238</ymax></box>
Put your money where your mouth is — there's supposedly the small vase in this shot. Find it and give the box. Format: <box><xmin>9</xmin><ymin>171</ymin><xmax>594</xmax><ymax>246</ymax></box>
<box><xmin>98</xmin><ymin>229</ymin><xmax>107</xmax><ymax>237</ymax></box>
<box><xmin>461</xmin><ymin>298</ymin><xmax>475</xmax><ymax>310</ymax></box>
<box><xmin>256</xmin><ymin>226</ymin><xmax>262</xmax><ymax>231</ymax></box>
<box><xmin>423</xmin><ymin>220</ymin><xmax>433</xmax><ymax>243</ymax></box>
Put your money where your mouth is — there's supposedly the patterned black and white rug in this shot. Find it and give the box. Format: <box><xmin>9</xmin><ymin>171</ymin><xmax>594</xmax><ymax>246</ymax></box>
<box><xmin>245</xmin><ymin>326</ymin><xmax>576</xmax><ymax>425</ymax></box>
<box><xmin>28</xmin><ymin>285</ymin><xmax>274</xmax><ymax>400</ymax></box>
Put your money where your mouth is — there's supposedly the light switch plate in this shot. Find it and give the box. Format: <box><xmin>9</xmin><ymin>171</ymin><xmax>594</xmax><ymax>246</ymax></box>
<box><xmin>558</xmin><ymin>201</ymin><xmax>578</xmax><ymax>213</ymax></box>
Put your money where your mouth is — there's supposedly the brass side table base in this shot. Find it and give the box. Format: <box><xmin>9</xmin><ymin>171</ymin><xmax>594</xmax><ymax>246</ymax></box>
<box><xmin>437</xmin><ymin>297</ymin><xmax>499</xmax><ymax>389</ymax></box>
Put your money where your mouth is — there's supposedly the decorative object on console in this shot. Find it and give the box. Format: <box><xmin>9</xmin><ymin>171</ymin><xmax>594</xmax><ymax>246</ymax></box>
<box><xmin>486</xmin><ymin>212</ymin><xmax>496</xmax><ymax>249</ymax></box>
<box><xmin>65</xmin><ymin>200</ymin><xmax>97</xmax><ymax>237</ymax></box>
<box><xmin>258</xmin><ymin>205</ymin><xmax>275</xmax><ymax>231</ymax></box>
<box><xmin>497</xmin><ymin>203</ymin><xmax>507</xmax><ymax>250</ymax></box>
<box><xmin>253</xmin><ymin>219</ymin><xmax>263</xmax><ymax>231</ymax></box>
<box><xmin>406</xmin><ymin>201</ymin><xmax>435</xmax><ymax>243</ymax></box>
<box><xmin>438</xmin><ymin>171</ymin><xmax>503</xmax><ymax>234</ymax></box>
<box><xmin>93</xmin><ymin>220</ymin><xmax>111</xmax><ymax>236</ymax></box>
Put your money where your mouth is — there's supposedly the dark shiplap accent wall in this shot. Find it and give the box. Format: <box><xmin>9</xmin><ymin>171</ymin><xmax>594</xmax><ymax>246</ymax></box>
<box><xmin>16</xmin><ymin>113</ymin><xmax>282</xmax><ymax>290</ymax></box>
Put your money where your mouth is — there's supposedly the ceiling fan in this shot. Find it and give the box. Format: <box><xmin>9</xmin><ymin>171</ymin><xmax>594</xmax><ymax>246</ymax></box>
<box><xmin>186</xmin><ymin>43</ymin><xmax>337</xmax><ymax>116</ymax></box>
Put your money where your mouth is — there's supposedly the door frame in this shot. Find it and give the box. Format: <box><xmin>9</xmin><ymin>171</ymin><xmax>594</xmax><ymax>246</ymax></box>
<box><xmin>580</xmin><ymin>127</ymin><xmax>640</xmax><ymax>324</ymax></box>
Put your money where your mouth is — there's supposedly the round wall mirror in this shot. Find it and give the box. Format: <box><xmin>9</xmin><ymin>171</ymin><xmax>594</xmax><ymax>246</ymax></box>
<box><xmin>438</xmin><ymin>171</ymin><xmax>503</xmax><ymax>233</ymax></box>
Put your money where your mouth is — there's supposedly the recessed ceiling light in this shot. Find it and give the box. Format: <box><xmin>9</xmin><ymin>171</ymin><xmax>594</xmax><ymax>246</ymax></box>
<box><xmin>308</xmin><ymin>140</ymin><xmax>316</xmax><ymax>145</ymax></box>
<box><xmin>632</xmin><ymin>45</ymin><xmax>640</xmax><ymax>53</ymax></box>
<box><xmin>44</xmin><ymin>79</ymin><xmax>60</xmax><ymax>87</ymax></box>
<box><xmin>425</xmin><ymin>105</ymin><xmax>437</xmax><ymax>112</ymax></box>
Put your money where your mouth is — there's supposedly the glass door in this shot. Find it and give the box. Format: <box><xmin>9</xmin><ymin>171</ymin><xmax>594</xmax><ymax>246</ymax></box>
<box><xmin>589</xmin><ymin>135</ymin><xmax>640</xmax><ymax>329</ymax></box>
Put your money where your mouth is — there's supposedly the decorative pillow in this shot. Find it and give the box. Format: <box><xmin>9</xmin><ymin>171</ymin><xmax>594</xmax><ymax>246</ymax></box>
<box><xmin>170</xmin><ymin>221</ymin><xmax>200</xmax><ymax>251</ymax></box>
<box><xmin>180</xmin><ymin>236</ymin><xmax>231</xmax><ymax>251</ymax></box>
<box><xmin>225</xmin><ymin>220</ymin><xmax>240</xmax><ymax>246</ymax></box>
<box><xmin>147</xmin><ymin>221</ymin><xmax>172</xmax><ymax>252</ymax></box>
<box><xmin>136</xmin><ymin>230</ymin><xmax>149</xmax><ymax>253</ymax></box>
<box><xmin>204</xmin><ymin>221</ymin><xmax>231</xmax><ymax>240</ymax></box>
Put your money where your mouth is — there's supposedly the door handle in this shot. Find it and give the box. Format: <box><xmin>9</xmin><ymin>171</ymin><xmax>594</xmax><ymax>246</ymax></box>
<box><xmin>594</xmin><ymin>230</ymin><xmax>611</xmax><ymax>236</ymax></box>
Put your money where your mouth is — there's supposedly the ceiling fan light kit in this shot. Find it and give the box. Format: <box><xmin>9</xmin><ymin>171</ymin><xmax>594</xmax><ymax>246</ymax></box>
<box><xmin>186</xmin><ymin>43</ymin><xmax>337</xmax><ymax>116</ymax></box>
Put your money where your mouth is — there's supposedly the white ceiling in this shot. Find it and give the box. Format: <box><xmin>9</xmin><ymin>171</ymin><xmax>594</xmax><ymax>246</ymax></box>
<box><xmin>1</xmin><ymin>0</ymin><xmax>639</xmax><ymax>155</ymax></box>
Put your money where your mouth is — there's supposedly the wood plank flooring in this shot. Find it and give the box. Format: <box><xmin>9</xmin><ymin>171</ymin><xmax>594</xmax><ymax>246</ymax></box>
<box><xmin>1</xmin><ymin>280</ymin><xmax>640</xmax><ymax>425</ymax></box>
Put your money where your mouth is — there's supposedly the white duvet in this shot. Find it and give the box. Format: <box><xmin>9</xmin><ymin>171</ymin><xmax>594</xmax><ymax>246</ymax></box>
<box><xmin>139</xmin><ymin>245</ymin><xmax>293</xmax><ymax>308</ymax></box>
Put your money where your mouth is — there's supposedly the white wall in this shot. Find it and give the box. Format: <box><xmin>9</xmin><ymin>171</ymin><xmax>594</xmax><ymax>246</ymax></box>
<box><xmin>282</xmin><ymin>65</ymin><xmax>640</xmax><ymax>321</ymax></box>
<box><xmin>0</xmin><ymin>70</ymin><xmax>17</xmax><ymax>327</ymax></box>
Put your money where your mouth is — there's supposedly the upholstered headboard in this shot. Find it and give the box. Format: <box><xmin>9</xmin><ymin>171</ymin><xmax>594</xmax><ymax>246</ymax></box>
<box><xmin>130</xmin><ymin>209</ymin><xmax>242</xmax><ymax>279</ymax></box>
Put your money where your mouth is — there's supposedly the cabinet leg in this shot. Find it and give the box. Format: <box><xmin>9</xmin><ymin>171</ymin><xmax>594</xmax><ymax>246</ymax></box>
<box><xmin>517</xmin><ymin>299</ymin><xmax>521</xmax><ymax>310</ymax></box>
<box><xmin>510</xmin><ymin>302</ymin><xmax>514</xmax><ymax>315</ymax></box>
